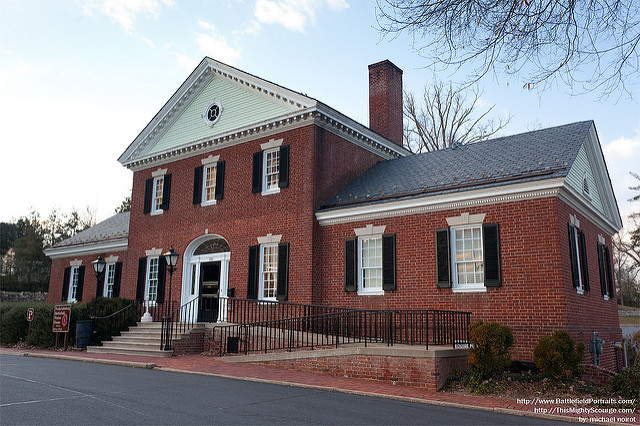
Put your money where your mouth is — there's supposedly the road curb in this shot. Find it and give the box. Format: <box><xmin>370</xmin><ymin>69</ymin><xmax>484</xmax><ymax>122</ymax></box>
<box><xmin>0</xmin><ymin>349</ymin><xmax>156</xmax><ymax>369</ymax></box>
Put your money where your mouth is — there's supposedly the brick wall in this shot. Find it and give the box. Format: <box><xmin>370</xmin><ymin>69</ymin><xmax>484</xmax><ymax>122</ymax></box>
<box><xmin>47</xmin><ymin>252</ymin><xmax>126</xmax><ymax>304</ymax></box>
<box><xmin>262</xmin><ymin>352</ymin><xmax>468</xmax><ymax>391</ymax></box>
<box><xmin>314</xmin><ymin>196</ymin><xmax>622</xmax><ymax>370</ymax></box>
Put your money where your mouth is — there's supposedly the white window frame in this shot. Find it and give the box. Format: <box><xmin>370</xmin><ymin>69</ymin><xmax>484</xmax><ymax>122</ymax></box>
<box><xmin>357</xmin><ymin>235</ymin><xmax>384</xmax><ymax>295</ymax></box>
<box><xmin>262</xmin><ymin>147</ymin><xmax>280</xmax><ymax>195</ymax></box>
<box><xmin>259</xmin><ymin>243</ymin><xmax>278</xmax><ymax>301</ymax></box>
<box><xmin>146</xmin><ymin>256</ymin><xmax>160</xmax><ymax>303</ymax></box>
<box><xmin>450</xmin><ymin>225</ymin><xmax>487</xmax><ymax>293</ymax></box>
<box><xmin>103</xmin><ymin>263</ymin><xmax>116</xmax><ymax>298</ymax></box>
<box><xmin>151</xmin><ymin>176</ymin><xmax>164</xmax><ymax>215</ymax></box>
<box><xmin>570</xmin><ymin>226</ymin><xmax>585</xmax><ymax>295</ymax></box>
<box><xmin>67</xmin><ymin>266</ymin><xmax>80</xmax><ymax>302</ymax></box>
<box><xmin>201</xmin><ymin>163</ymin><xmax>218</xmax><ymax>206</ymax></box>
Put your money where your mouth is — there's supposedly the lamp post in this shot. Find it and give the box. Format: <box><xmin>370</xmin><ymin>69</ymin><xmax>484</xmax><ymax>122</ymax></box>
<box><xmin>163</xmin><ymin>247</ymin><xmax>179</xmax><ymax>350</ymax></box>
<box><xmin>91</xmin><ymin>256</ymin><xmax>106</xmax><ymax>344</ymax></box>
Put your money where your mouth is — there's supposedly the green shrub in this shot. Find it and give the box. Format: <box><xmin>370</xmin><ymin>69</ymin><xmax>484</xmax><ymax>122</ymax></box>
<box><xmin>0</xmin><ymin>298</ymin><xmax>139</xmax><ymax>348</ymax></box>
<box><xmin>468</xmin><ymin>321</ymin><xmax>514</xmax><ymax>377</ymax></box>
<box><xmin>534</xmin><ymin>331</ymin><xmax>584</xmax><ymax>378</ymax></box>
<box><xmin>609</xmin><ymin>363</ymin><xmax>640</xmax><ymax>401</ymax></box>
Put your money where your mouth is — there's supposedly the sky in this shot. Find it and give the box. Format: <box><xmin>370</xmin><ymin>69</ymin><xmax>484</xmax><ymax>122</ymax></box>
<box><xmin>1</xmin><ymin>0</ymin><xmax>639</xmax><ymax>231</ymax></box>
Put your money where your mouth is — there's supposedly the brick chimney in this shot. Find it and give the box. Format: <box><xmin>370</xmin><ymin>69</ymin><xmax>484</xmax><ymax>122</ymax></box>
<box><xmin>368</xmin><ymin>60</ymin><xmax>403</xmax><ymax>146</ymax></box>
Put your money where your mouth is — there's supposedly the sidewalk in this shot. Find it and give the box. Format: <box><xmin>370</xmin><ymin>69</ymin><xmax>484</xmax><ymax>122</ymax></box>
<box><xmin>0</xmin><ymin>347</ymin><xmax>636</xmax><ymax>425</ymax></box>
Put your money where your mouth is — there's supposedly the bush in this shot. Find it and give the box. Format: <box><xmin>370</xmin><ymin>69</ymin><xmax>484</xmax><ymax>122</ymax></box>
<box><xmin>468</xmin><ymin>321</ymin><xmax>514</xmax><ymax>377</ymax></box>
<box><xmin>609</xmin><ymin>363</ymin><xmax>640</xmax><ymax>401</ymax></box>
<box><xmin>0</xmin><ymin>298</ymin><xmax>139</xmax><ymax>348</ymax></box>
<box><xmin>534</xmin><ymin>331</ymin><xmax>584</xmax><ymax>378</ymax></box>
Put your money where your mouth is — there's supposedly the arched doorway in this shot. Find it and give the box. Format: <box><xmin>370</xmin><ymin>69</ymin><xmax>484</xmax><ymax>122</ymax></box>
<box><xmin>181</xmin><ymin>235</ymin><xmax>231</xmax><ymax>322</ymax></box>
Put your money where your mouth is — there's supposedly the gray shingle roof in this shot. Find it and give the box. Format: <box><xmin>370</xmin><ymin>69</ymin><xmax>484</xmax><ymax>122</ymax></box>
<box><xmin>321</xmin><ymin>121</ymin><xmax>593</xmax><ymax>210</ymax></box>
<box><xmin>52</xmin><ymin>212</ymin><xmax>130</xmax><ymax>248</ymax></box>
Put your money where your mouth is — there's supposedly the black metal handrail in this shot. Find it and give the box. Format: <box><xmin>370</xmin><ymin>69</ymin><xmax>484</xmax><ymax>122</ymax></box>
<box><xmin>91</xmin><ymin>303</ymin><xmax>140</xmax><ymax>345</ymax></box>
<box><xmin>214</xmin><ymin>308</ymin><xmax>471</xmax><ymax>356</ymax></box>
<box><xmin>160</xmin><ymin>298</ymin><xmax>196</xmax><ymax>350</ymax></box>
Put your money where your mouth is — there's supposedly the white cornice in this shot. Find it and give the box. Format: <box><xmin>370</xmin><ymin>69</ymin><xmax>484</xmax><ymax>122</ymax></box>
<box><xmin>558</xmin><ymin>183</ymin><xmax>620</xmax><ymax>235</ymax></box>
<box><xmin>124</xmin><ymin>107</ymin><xmax>408</xmax><ymax>171</ymax></box>
<box><xmin>315</xmin><ymin>178</ymin><xmax>566</xmax><ymax>226</ymax></box>
<box><xmin>44</xmin><ymin>239</ymin><xmax>128</xmax><ymax>260</ymax></box>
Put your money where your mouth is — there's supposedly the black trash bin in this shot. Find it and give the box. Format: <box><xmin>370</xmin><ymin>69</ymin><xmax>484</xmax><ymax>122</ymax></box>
<box><xmin>227</xmin><ymin>336</ymin><xmax>240</xmax><ymax>354</ymax></box>
<box><xmin>76</xmin><ymin>320</ymin><xmax>93</xmax><ymax>349</ymax></box>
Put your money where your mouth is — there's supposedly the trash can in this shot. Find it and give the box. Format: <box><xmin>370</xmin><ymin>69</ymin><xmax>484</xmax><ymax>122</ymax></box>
<box><xmin>75</xmin><ymin>320</ymin><xmax>93</xmax><ymax>349</ymax></box>
<box><xmin>227</xmin><ymin>336</ymin><xmax>240</xmax><ymax>353</ymax></box>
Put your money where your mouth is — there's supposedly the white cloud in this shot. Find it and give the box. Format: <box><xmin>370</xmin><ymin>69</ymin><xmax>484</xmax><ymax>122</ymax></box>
<box><xmin>174</xmin><ymin>52</ymin><xmax>199</xmax><ymax>73</ymax></box>
<box><xmin>195</xmin><ymin>20</ymin><xmax>241</xmax><ymax>65</ymax></box>
<box><xmin>253</xmin><ymin>0</ymin><xmax>349</xmax><ymax>33</ymax></box>
<box><xmin>79</xmin><ymin>0</ymin><xmax>174</xmax><ymax>33</ymax></box>
<box><xmin>141</xmin><ymin>36</ymin><xmax>155</xmax><ymax>46</ymax></box>
<box><xmin>603</xmin><ymin>132</ymin><xmax>640</xmax><ymax>220</ymax></box>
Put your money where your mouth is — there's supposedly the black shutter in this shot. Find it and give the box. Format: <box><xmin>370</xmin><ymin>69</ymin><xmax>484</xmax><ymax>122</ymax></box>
<box><xmin>278</xmin><ymin>145</ymin><xmax>290</xmax><ymax>188</ymax></box>
<box><xmin>276</xmin><ymin>243</ymin><xmax>289</xmax><ymax>301</ymax></box>
<box><xmin>605</xmin><ymin>247</ymin><xmax>614</xmax><ymax>298</ymax></box>
<box><xmin>136</xmin><ymin>257</ymin><xmax>146</xmax><ymax>302</ymax></box>
<box><xmin>62</xmin><ymin>267</ymin><xmax>70</xmax><ymax>302</ymax></box>
<box><xmin>598</xmin><ymin>243</ymin><xmax>607</xmax><ymax>296</ymax></box>
<box><xmin>76</xmin><ymin>266</ymin><xmax>85</xmax><ymax>302</ymax></box>
<box><xmin>156</xmin><ymin>257</ymin><xmax>166</xmax><ymax>304</ymax></box>
<box><xmin>436</xmin><ymin>229</ymin><xmax>451</xmax><ymax>288</ymax></box>
<box><xmin>579</xmin><ymin>231</ymin><xmax>590</xmax><ymax>292</ymax></box>
<box><xmin>96</xmin><ymin>268</ymin><xmax>105</xmax><ymax>299</ymax></box>
<box><xmin>160</xmin><ymin>174</ymin><xmax>171</xmax><ymax>210</ymax></box>
<box><xmin>382</xmin><ymin>234</ymin><xmax>396</xmax><ymax>291</ymax></box>
<box><xmin>193</xmin><ymin>166</ymin><xmax>203</xmax><ymax>205</ymax></box>
<box><xmin>252</xmin><ymin>151</ymin><xmax>263</xmax><ymax>193</ymax></box>
<box><xmin>247</xmin><ymin>245</ymin><xmax>259</xmax><ymax>299</ymax></box>
<box><xmin>215</xmin><ymin>161</ymin><xmax>225</xmax><ymax>200</ymax></box>
<box><xmin>568</xmin><ymin>223</ymin><xmax>580</xmax><ymax>288</ymax></box>
<box><xmin>113</xmin><ymin>262</ymin><xmax>122</xmax><ymax>297</ymax></box>
<box><xmin>483</xmin><ymin>224</ymin><xmax>501</xmax><ymax>287</ymax></box>
<box><xmin>344</xmin><ymin>239</ymin><xmax>357</xmax><ymax>292</ymax></box>
<box><xmin>143</xmin><ymin>178</ymin><xmax>153</xmax><ymax>214</ymax></box>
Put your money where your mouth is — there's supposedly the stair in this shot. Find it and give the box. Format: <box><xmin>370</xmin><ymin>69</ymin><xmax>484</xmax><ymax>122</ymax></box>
<box><xmin>86</xmin><ymin>322</ymin><xmax>173</xmax><ymax>357</ymax></box>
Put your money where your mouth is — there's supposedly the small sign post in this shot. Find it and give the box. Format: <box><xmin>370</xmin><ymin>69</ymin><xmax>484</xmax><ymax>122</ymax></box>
<box><xmin>26</xmin><ymin>308</ymin><xmax>34</xmax><ymax>336</ymax></box>
<box><xmin>53</xmin><ymin>304</ymin><xmax>71</xmax><ymax>350</ymax></box>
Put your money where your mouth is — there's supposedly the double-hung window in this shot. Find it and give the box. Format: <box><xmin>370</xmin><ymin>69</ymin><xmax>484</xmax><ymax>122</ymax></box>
<box><xmin>136</xmin><ymin>254</ymin><xmax>165</xmax><ymax>304</ymax></box>
<box><xmin>568</xmin><ymin>218</ymin><xmax>590</xmax><ymax>295</ymax></box>
<box><xmin>193</xmin><ymin>155</ymin><xmax>225</xmax><ymax>206</ymax></box>
<box><xmin>260</xmin><ymin>244</ymin><xmax>278</xmax><ymax>300</ymax></box>
<box><xmin>62</xmin><ymin>264</ymin><xmax>85</xmax><ymax>302</ymax></box>
<box><xmin>345</xmin><ymin>225</ymin><xmax>396</xmax><ymax>295</ymax></box>
<box><xmin>435</xmin><ymin>214</ymin><xmax>500</xmax><ymax>292</ymax></box>
<box><xmin>451</xmin><ymin>225</ymin><xmax>484</xmax><ymax>291</ymax></box>
<box><xmin>146</xmin><ymin>257</ymin><xmax>160</xmax><ymax>302</ymax></box>
<box><xmin>358</xmin><ymin>236</ymin><xmax>383</xmax><ymax>294</ymax></box>
<box><xmin>247</xmin><ymin>236</ymin><xmax>290</xmax><ymax>301</ymax></box>
<box><xmin>144</xmin><ymin>169</ymin><xmax>171</xmax><ymax>215</ymax></box>
<box><xmin>597</xmin><ymin>238</ymin><xmax>614</xmax><ymax>300</ymax></box>
<box><xmin>104</xmin><ymin>263</ymin><xmax>116</xmax><ymax>298</ymax></box>
<box><xmin>252</xmin><ymin>139</ymin><xmax>289</xmax><ymax>195</ymax></box>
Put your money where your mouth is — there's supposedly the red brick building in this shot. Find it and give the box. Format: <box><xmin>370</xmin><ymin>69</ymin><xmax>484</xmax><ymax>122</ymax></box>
<box><xmin>45</xmin><ymin>58</ymin><xmax>623</xmax><ymax>369</ymax></box>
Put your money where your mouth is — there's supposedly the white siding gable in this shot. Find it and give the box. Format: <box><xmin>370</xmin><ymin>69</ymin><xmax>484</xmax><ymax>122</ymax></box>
<box><xmin>147</xmin><ymin>74</ymin><xmax>298</xmax><ymax>156</ymax></box>
<box><xmin>566</xmin><ymin>144</ymin><xmax>605</xmax><ymax>214</ymax></box>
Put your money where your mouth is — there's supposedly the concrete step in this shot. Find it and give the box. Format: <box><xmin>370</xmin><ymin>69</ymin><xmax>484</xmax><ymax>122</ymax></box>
<box><xmin>86</xmin><ymin>345</ymin><xmax>173</xmax><ymax>357</ymax></box>
<box><xmin>111</xmin><ymin>336</ymin><xmax>162</xmax><ymax>344</ymax></box>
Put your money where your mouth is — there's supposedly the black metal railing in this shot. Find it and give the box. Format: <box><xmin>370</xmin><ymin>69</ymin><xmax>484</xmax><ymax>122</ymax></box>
<box><xmin>91</xmin><ymin>303</ymin><xmax>140</xmax><ymax>344</ymax></box>
<box><xmin>160</xmin><ymin>298</ymin><xmax>197</xmax><ymax>350</ymax></box>
<box><xmin>135</xmin><ymin>300</ymin><xmax>167</xmax><ymax>323</ymax></box>
<box><xmin>213</xmin><ymin>307</ymin><xmax>471</xmax><ymax>356</ymax></box>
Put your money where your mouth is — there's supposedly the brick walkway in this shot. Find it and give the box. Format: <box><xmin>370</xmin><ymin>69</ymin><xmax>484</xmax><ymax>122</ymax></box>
<box><xmin>1</xmin><ymin>348</ymin><xmax>637</xmax><ymax>425</ymax></box>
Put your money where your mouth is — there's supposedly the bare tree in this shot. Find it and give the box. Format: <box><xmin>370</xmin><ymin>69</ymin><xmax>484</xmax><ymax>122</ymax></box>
<box><xmin>377</xmin><ymin>0</ymin><xmax>640</xmax><ymax>96</ymax></box>
<box><xmin>403</xmin><ymin>81</ymin><xmax>510</xmax><ymax>153</ymax></box>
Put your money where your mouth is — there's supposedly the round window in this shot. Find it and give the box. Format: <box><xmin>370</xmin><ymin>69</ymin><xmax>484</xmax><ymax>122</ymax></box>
<box><xmin>202</xmin><ymin>100</ymin><xmax>223</xmax><ymax>127</ymax></box>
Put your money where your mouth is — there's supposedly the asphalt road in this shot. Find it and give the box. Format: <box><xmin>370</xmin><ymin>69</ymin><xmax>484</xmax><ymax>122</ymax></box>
<box><xmin>0</xmin><ymin>355</ymin><xmax>568</xmax><ymax>425</ymax></box>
